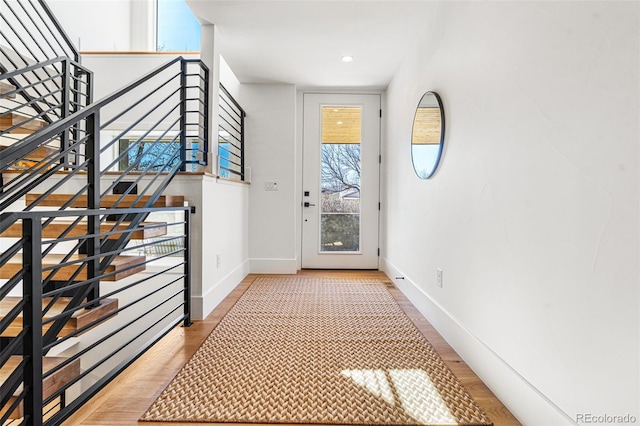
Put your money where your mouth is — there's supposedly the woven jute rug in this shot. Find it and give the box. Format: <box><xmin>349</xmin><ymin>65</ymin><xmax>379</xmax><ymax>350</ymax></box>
<box><xmin>140</xmin><ymin>277</ymin><xmax>492</xmax><ymax>425</ymax></box>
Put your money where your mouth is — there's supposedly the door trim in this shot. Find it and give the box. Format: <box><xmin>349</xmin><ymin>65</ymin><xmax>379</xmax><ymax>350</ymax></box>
<box><xmin>300</xmin><ymin>92</ymin><xmax>381</xmax><ymax>269</ymax></box>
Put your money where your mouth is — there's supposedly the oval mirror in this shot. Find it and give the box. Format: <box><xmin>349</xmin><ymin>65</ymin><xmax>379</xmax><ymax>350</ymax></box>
<box><xmin>411</xmin><ymin>91</ymin><xmax>445</xmax><ymax>179</ymax></box>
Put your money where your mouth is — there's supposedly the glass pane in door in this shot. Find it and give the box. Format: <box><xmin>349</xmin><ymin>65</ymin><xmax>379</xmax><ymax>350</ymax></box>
<box><xmin>320</xmin><ymin>106</ymin><xmax>361</xmax><ymax>252</ymax></box>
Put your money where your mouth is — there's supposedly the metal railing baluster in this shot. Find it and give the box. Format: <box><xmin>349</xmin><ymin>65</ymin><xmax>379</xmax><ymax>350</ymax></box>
<box><xmin>22</xmin><ymin>217</ymin><xmax>43</xmax><ymax>426</ymax></box>
<box><xmin>87</xmin><ymin>111</ymin><xmax>100</xmax><ymax>305</ymax></box>
<box><xmin>217</xmin><ymin>83</ymin><xmax>246</xmax><ymax>180</ymax></box>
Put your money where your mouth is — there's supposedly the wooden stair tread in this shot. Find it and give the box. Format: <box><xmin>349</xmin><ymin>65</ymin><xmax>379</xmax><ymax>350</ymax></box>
<box><xmin>0</xmin><ymin>296</ymin><xmax>118</xmax><ymax>338</ymax></box>
<box><xmin>0</xmin><ymin>81</ymin><xmax>17</xmax><ymax>99</ymax></box>
<box><xmin>0</xmin><ymin>112</ymin><xmax>47</xmax><ymax>134</ymax></box>
<box><xmin>0</xmin><ymin>144</ymin><xmax>57</xmax><ymax>161</ymax></box>
<box><xmin>0</xmin><ymin>253</ymin><xmax>146</xmax><ymax>282</ymax></box>
<box><xmin>0</xmin><ymin>355</ymin><xmax>81</xmax><ymax>419</ymax></box>
<box><xmin>25</xmin><ymin>193</ymin><xmax>185</xmax><ymax>208</ymax></box>
<box><xmin>0</xmin><ymin>219</ymin><xmax>168</xmax><ymax>240</ymax></box>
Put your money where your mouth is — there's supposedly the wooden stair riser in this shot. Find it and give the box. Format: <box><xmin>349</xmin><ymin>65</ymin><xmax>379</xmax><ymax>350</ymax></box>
<box><xmin>0</xmin><ymin>144</ymin><xmax>58</xmax><ymax>161</ymax></box>
<box><xmin>0</xmin><ymin>112</ymin><xmax>47</xmax><ymax>134</ymax></box>
<box><xmin>0</xmin><ymin>297</ymin><xmax>118</xmax><ymax>338</ymax></box>
<box><xmin>0</xmin><ymin>356</ymin><xmax>81</xmax><ymax>419</ymax></box>
<box><xmin>0</xmin><ymin>254</ymin><xmax>146</xmax><ymax>282</ymax></box>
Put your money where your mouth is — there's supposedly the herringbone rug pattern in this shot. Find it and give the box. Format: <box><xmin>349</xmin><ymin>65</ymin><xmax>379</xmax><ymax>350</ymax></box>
<box><xmin>140</xmin><ymin>277</ymin><xmax>492</xmax><ymax>425</ymax></box>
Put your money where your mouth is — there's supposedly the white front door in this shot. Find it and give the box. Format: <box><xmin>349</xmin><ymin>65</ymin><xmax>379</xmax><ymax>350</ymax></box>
<box><xmin>301</xmin><ymin>93</ymin><xmax>380</xmax><ymax>269</ymax></box>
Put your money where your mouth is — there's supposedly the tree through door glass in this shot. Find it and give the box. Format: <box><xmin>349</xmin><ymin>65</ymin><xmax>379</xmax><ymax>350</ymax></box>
<box><xmin>320</xmin><ymin>106</ymin><xmax>361</xmax><ymax>252</ymax></box>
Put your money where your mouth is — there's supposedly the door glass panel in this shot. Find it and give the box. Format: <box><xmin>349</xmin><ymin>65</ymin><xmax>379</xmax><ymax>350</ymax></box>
<box><xmin>320</xmin><ymin>106</ymin><xmax>361</xmax><ymax>252</ymax></box>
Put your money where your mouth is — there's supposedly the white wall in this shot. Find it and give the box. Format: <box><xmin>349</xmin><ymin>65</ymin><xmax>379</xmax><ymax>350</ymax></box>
<box><xmin>82</xmin><ymin>53</ymin><xmax>199</xmax><ymax>101</ymax></box>
<box><xmin>129</xmin><ymin>0</ymin><xmax>156</xmax><ymax>51</ymax></box>
<box><xmin>197</xmin><ymin>176</ymin><xmax>250</xmax><ymax>319</ymax></box>
<box><xmin>220</xmin><ymin>55</ymin><xmax>241</xmax><ymax>101</ymax></box>
<box><xmin>47</xmin><ymin>0</ymin><xmax>133</xmax><ymax>51</ymax></box>
<box><xmin>382</xmin><ymin>2</ymin><xmax>639</xmax><ymax>424</ymax></box>
<box><xmin>47</xmin><ymin>0</ymin><xmax>156</xmax><ymax>52</ymax></box>
<box><xmin>242</xmin><ymin>84</ymin><xmax>298</xmax><ymax>273</ymax></box>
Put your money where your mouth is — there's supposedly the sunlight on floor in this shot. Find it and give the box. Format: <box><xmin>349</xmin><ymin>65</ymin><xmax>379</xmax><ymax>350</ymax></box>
<box><xmin>341</xmin><ymin>368</ymin><xmax>457</xmax><ymax>425</ymax></box>
<box><xmin>341</xmin><ymin>369</ymin><xmax>395</xmax><ymax>405</ymax></box>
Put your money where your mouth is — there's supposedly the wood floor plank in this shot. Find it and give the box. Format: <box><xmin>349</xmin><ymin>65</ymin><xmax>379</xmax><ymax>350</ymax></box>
<box><xmin>63</xmin><ymin>271</ymin><xmax>520</xmax><ymax>426</ymax></box>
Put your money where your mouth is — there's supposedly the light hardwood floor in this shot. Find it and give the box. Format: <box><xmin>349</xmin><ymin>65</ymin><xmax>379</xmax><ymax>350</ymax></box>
<box><xmin>63</xmin><ymin>270</ymin><xmax>520</xmax><ymax>426</ymax></box>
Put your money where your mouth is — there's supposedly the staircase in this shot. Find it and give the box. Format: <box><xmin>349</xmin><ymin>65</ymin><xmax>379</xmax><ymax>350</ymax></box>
<box><xmin>0</xmin><ymin>1</ymin><xmax>208</xmax><ymax>424</ymax></box>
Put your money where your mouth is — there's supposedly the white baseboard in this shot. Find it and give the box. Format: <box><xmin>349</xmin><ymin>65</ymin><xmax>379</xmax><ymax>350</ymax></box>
<box><xmin>380</xmin><ymin>257</ymin><xmax>574</xmax><ymax>426</ymax></box>
<box><xmin>192</xmin><ymin>259</ymin><xmax>250</xmax><ymax>320</ymax></box>
<box><xmin>249</xmin><ymin>258</ymin><xmax>298</xmax><ymax>274</ymax></box>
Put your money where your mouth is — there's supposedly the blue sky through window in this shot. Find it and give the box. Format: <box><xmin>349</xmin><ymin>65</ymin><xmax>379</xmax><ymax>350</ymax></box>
<box><xmin>411</xmin><ymin>145</ymin><xmax>441</xmax><ymax>179</ymax></box>
<box><xmin>218</xmin><ymin>142</ymin><xmax>231</xmax><ymax>178</ymax></box>
<box><xmin>157</xmin><ymin>0</ymin><xmax>201</xmax><ymax>51</ymax></box>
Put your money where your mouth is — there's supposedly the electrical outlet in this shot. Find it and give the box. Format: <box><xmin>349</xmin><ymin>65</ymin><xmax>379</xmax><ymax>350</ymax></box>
<box><xmin>437</xmin><ymin>268</ymin><xmax>443</xmax><ymax>287</ymax></box>
<box><xmin>265</xmin><ymin>181</ymin><xmax>279</xmax><ymax>191</ymax></box>
<box><xmin>216</xmin><ymin>254</ymin><xmax>221</xmax><ymax>268</ymax></box>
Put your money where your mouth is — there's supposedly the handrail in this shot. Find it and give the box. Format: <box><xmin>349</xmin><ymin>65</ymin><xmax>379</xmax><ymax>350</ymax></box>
<box><xmin>219</xmin><ymin>83</ymin><xmax>246</xmax><ymax>117</ymax></box>
<box><xmin>0</xmin><ymin>55</ymin><xmax>68</xmax><ymax>80</ymax></box>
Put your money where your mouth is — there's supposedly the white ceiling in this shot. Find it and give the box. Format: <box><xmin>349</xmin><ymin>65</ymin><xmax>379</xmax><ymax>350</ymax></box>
<box><xmin>186</xmin><ymin>1</ymin><xmax>437</xmax><ymax>89</ymax></box>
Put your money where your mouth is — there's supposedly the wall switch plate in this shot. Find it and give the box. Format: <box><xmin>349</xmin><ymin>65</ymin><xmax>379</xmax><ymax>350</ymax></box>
<box><xmin>265</xmin><ymin>181</ymin><xmax>279</xmax><ymax>191</ymax></box>
<box><xmin>216</xmin><ymin>254</ymin><xmax>221</xmax><ymax>268</ymax></box>
<box><xmin>437</xmin><ymin>268</ymin><xmax>443</xmax><ymax>287</ymax></box>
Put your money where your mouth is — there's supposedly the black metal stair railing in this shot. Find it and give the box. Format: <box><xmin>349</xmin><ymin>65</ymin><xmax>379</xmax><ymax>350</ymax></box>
<box><xmin>217</xmin><ymin>83</ymin><xmax>246</xmax><ymax>180</ymax></box>
<box><xmin>0</xmin><ymin>0</ymin><xmax>80</xmax><ymax>67</ymax></box>
<box><xmin>0</xmin><ymin>207</ymin><xmax>192</xmax><ymax>425</ymax></box>
<box><xmin>0</xmin><ymin>57</ymin><xmax>92</xmax><ymax>175</ymax></box>
<box><xmin>0</xmin><ymin>55</ymin><xmax>207</xmax><ymax>425</ymax></box>
<box><xmin>1</xmin><ymin>0</ymin><xmax>90</xmax><ymax>146</ymax></box>
<box><xmin>1</xmin><ymin>56</ymin><xmax>207</xmax><ymax>206</ymax></box>
<box><xmin>1</xmin><ymin>59</ymin><xmax>205</xmax><ymax>237</ymax></box>
<box><xmin>1</xmin><ymin>55</ymin><xmax>207</xmax><ymax>313</ymax></box>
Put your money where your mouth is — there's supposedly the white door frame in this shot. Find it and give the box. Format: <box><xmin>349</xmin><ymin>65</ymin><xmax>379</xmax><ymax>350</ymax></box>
<box><xmin>300</xmin><ymin>92</ymin><xmax>381</xmax><ymax>269</ymax></box>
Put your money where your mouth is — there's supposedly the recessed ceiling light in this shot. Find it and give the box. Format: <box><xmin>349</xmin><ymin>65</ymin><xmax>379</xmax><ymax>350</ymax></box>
<box><xmin>341</xmin><ymin>55</ymin><xmax>354</xmax><ymax>63</ymax></box>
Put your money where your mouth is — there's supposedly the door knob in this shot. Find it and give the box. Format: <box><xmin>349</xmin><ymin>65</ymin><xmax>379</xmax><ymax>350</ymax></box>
<box><xmin>304</xmin><ymin>202</ymin><xmax>316</xmax><ymax>207</ymax></box>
